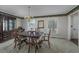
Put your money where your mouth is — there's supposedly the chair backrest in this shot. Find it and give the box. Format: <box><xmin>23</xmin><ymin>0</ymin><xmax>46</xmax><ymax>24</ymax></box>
<box><xmin>44</xmin><ymin>28</ymin><xmax>51</xmax><ymax>40</ymax></box>
<box><xmin>43</xmin><ymin>28</ymin><xmax>50</xmax><ymax>34</ymax></box>
<box><xmin>27</xmin><ymin>31</ymin><xmax>35</xmax><ymax>36</ymax></box>
<box><xmin>12</xmin><ymin>29</ymin><xmax>18</xmax><ymax>38</ymax></box>
<box><xmin>39</xmin><ymin>33</ymin><xmax>44</xmax><ymax>40</ymax></box>
<box><xmin>48</xmin><ymin>29</ymin><xmax>51</xmax><ymax>37</ymax></box>
<box><xmin>12</xmin><ymin>29</ymin><xmax>21</xmax><ymax>41</ymax></box>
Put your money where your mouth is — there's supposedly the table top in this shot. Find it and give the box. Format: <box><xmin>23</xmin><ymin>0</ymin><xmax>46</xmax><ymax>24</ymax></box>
<box><xmin>18</xmin><ymin>31</ymin><xmax>43</xmax><ymax>39</ymax></box>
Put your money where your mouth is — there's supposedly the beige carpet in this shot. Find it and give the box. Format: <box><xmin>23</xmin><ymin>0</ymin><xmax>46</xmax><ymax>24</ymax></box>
<box><xmin>0</xmin><ymin>38</ymin><xmax>79</xmax><ymax>53</ymax></box>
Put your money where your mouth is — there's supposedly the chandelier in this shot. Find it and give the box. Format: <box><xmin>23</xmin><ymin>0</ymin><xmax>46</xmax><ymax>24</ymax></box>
<box><xmin>24</xmin><ymin>6</ymin><xmax>32</xmax><ymax>21</ymax></box>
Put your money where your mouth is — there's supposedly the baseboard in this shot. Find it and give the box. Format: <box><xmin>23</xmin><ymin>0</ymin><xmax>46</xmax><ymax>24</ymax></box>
<box><xmin>50</xmin><ymin>36</ymin><xmax>66</xmax><ymax>39</ymax></box>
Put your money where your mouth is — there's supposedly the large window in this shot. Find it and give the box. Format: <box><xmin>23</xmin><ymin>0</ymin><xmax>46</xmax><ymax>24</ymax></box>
<box><xmin>27</xmin><ymin>19</ymin><xmax>37</xmax><ymax>31</ymax></box>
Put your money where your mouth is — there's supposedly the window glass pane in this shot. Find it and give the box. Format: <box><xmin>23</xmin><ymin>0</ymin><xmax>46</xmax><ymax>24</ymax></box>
<box><xmin>27</xmin><ymin>19</ymin><xmax>37</xmax><ymax>31</ymax></box>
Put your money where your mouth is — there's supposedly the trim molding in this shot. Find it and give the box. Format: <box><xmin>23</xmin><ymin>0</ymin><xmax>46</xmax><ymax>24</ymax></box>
<box><xmin>66</xmin><ymin>5</ymin><xmax>79</xmax><ymax>15</ymax></box>
<box><xmin>33</xmin><ymin>14</ymin><xmax>67</xmax><ymax>18</ymax></box>
<box><xmin>51</xmin><ymin>37</ymin><xmax>66</xmax><ymax>39</ymax></box>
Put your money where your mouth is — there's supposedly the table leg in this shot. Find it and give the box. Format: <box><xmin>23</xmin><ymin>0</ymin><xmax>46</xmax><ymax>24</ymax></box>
<box><xmin>28</xmin><ymin>38</ymin><xmax>31</xmax><ymax>53</ymax></box>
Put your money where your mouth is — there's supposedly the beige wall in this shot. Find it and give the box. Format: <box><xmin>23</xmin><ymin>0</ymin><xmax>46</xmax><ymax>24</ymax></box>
<box><xmin>15</xmin><ymin>18</ymin><xmax>22</xmax><ymax>28</ymax></box>
<box><xmin>21</xmin><ymin>16</ymin><xmax>68</xmax><ymax>39</ymax></box>
<box><xmin>34</xmin><ymin>16</ymin><xmax>68</xmax><ymax>39</ymax></box>
<box><xmin>20</xmin><ymin>14</ymin><xmax>78</xmax><ymax>41</ymax></box>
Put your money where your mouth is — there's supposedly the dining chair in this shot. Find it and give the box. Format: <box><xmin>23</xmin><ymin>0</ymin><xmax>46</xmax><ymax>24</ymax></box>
<box><xmin>27</xmin><ymin>31</ymin><xmax>34</xmax><ymax>53</ymax></box>
<box><xmin>27</xmin><ymin>31</ymin><xmax>43</xmax><ymax>53</ymax></box>
<box><xmin>12</xmin><ymin>29</ymin><xmax>21</xmax><ymax>49</ymax></box>
<box><xmin>12</xmin><ymin>29</ymin><xmax>27</xmax><ymax>50</ymax></box>
<box><xmin>43</xmin><ymin>28</ymin><xmax>51</xmax><ymax>48</ymax></box>
<box><xmin>34</xmin><ymin>33</ymin><xmax>44</xmax><ymax>52</ymax></box>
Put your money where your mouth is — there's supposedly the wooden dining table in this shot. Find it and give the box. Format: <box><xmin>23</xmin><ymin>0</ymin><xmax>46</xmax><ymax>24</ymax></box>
<box><xmin>18</xmin><ymin>31</ymin><xmax>43</xmax><ymax>52</ymax></box>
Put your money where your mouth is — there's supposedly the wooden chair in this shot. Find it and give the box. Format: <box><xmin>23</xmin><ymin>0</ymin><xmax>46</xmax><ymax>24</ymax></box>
<box><xmin>27</xmin><ymin>31</ymin><xmax>43</xmax><ymax>53</ymax></box>
<box><xmin>43</xmin><ymin>28</ymin><xmax>51</xmax><ymax>48</ymax></box>
<box><xmin>12</xmin><ymin>29</ymin><xmax>27</xmax><ymax>50</ymax></box>
<box><xmin>34</xmin><ymin>34</ymin><xmax>44</xmax><ymax>52</ymax></box>
<box><xmin>12</xmin><ymin>29</ymin><xmax>21</xmax><ymax>49</ymax></box>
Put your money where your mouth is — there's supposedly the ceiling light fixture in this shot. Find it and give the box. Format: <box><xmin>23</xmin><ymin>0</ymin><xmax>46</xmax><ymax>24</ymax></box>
<box><xmin>24</xmin><ymin>6</ymin><xmax>32</xmax><ymax>21</ymax></box>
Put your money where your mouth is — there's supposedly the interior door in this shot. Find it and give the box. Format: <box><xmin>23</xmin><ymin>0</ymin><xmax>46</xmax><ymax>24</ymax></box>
<box><xmin>71</xmin><ymin>13</ymin><xmax>78</xmax><ymax>39</ymax></box>
<box><xmin>71</xmin><ymin>13</ymin><xmax>78</xmax><ymax>45</ymax></box>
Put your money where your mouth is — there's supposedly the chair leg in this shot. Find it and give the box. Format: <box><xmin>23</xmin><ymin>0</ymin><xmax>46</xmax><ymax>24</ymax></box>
<box><xmin>28</xmin><ymin>38</ymin><xmax>31</xmax><ymax>53</ymax></box>
<box><xmin>23</xmin><ymin>39</ymin><xmax>28</xmax><ymax>45</ymax></box>
<box><xmin>18</xmin><ymin>42</ymin><xmax>22</xmax><ymax>50</ymax></box>
<box><xmin>35</xmin><ymin>45</ymin><xmax>37</xmax><ymax>53</ymax></box>
<box><xmin>48</xmin><ymin>40</ymin><xmax>50</xmax><ymax>48</ymax></box>
<box><xmin>28</xmin><ymin>43</ymin><xmax>31</xmax><ymax>53</ymax></box>
<box><xmin>14</xmin><ymin>39</ymin><xmax>17</xmax><ymax>48</ymax></box>
<box><xmin>35</xmin><ymin>45</ymin><xmax>38</xmax><ymax>53</ymax></box>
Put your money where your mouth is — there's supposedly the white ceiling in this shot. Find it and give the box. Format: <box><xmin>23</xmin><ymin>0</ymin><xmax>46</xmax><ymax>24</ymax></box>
<box><xmin>0</xmin><ymin>5</ymin><xmax>77</xmax><ymax>17</ymax></box>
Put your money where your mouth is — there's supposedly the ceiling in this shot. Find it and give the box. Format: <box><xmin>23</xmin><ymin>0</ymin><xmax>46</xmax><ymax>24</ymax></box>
<box><xmin>0</xmin><ymin>5</ymin><xmax>77</xmax><ymax>17</ymax></box>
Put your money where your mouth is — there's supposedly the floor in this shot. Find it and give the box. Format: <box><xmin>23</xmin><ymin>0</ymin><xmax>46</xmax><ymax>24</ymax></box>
<box><xmin>71</xmin><ymin>39</ymin><xmax>78</xmax><ymax>46</ymax></box>
<box><xmin>0</xmin><ymin>38</ymin><xmax>79</xmax><ymax>53</ymax></box>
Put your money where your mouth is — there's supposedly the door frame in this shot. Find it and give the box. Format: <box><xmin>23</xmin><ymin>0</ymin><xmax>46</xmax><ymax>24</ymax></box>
<box><xmin>68</xmin><ymin>10</ymin><xmax>79</xmax><ymax>41</ymax></box>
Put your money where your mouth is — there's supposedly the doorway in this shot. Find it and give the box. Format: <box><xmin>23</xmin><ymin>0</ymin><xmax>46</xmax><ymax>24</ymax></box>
<box><xmin>70</xmin><ymin>13</ymin><xmax>78</xmax><ymax>45</ymax></box>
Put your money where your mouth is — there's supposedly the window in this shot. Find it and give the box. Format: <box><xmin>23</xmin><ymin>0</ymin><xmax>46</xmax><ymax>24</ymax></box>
<box><xmin>27</xmin><ymin>19</ymin><xmax>37</xmax><ymax>31</ymax></box>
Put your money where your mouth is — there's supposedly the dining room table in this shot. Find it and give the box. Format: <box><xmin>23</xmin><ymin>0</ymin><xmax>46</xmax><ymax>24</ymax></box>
<box><xmin>18</xmin><ymin>30</ymin><xmax>44</xmax><ymax>52</ymax></box>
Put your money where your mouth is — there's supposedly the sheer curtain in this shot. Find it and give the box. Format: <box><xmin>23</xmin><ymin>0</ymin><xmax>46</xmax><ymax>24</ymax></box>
<box><xmin>27</xmin><ymin>19</ymin><xmax>37</xmax><ymax>31</ymax></box>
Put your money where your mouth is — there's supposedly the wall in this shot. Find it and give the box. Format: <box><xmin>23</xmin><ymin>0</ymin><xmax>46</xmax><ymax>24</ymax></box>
<box><xmin>78</xmin><ymin>11</ymin><xmax>79</xmax><ymax>47</ymax></box>
<box><xmin>15</xmin><ymin>18</ymin><xmax>22</xmax><ymax>28</ymax></box>
<box><xmin>34</xmin><ymin>16</ymin><xmax>68</xmax><ymax>39</ymax></box>
<box><xmin>21</xmin><ymin>19</ymin><xmax>27</xmax><ymax>30</ymax></box>
<box><xmin>20</xmin><ymin>16</ymin><xmax>68</xmax><ymax>39</ymax></box>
